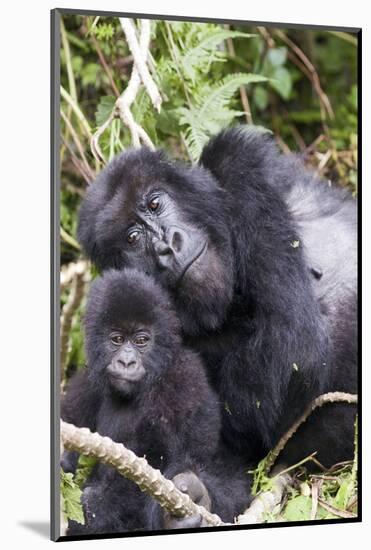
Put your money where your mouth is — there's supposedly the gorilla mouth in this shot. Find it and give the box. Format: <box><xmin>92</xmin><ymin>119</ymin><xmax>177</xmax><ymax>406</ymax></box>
<box><xmin>109</xmin><ymin>372</ymin><xmax>144</xmax><ymax>383</ymax></box>
<box><xmin>178</xmin><ymin>242</ymin><xmax>208</xmax><ymax>284</ymax></box>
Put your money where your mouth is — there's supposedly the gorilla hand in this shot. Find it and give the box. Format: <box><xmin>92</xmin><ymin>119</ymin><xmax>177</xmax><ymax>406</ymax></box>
<box><xmin>163</xmin><ymin>471</ymin><xmax>211</xmax><ymax>529</ymax></box>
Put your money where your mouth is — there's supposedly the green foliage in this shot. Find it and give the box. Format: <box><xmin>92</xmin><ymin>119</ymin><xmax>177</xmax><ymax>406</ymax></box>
<box><xmin>60</xmin><ymin>469</ymin><xmax>84</xmax><ymax>524</ymax></box>
<box><xmin>68</xmin><ymin>303</ymin><xmax>86</xmax><ymax>370</ymax></box>
<box><xmin>177</xmin><ymin>73</ymin><xmax>268</xmax><ymax>160</ymax></box>
<box><xmin>250</xmin><ymin>455</ymin><xmax>273</xmax><ymax>495</ymax></box>
<box><xmin>91</xmin><ymin>22</ymin><xmax>115</xmax><ymax>41</ymax></box>
<box><xmin>60</xmin><ymin>454</ymin><xmax>97</xmax><ymax>525</ymax></box>
<box><xmin>74</xmin><ymin>454</ymin><xmax>97</xmax><ymax>488</ymax></box>
<box><xmin>282</xmin><ymin>495</ymin><xmax>312</xmax><ymax>521</ymax></box>
<box><xmin>180</xmin><ymin>28</ymin><xmax>255</xmax><ymax>82</ymax></box>
<box><xmin>95</xmin><ymin>95</ymin><xmax>116</xmax><ymax>126</ymax></box>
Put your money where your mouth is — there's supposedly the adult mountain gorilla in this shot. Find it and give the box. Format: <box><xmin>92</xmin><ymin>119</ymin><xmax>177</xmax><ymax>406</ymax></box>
<box><xmin>77</xmin><ymin>126</ymin><xmax>357</xmax><ymax>467</ymax></box>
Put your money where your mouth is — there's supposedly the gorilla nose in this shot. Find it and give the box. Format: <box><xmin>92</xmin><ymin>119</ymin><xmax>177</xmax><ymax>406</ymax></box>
<box><xmin>154</xmin><ymin>227</ymin><xmax>186</xmax><ymax>268</ymax></box>
<box><xmin>118</xmin><ymin>355</ymin><xmax>137</xmax><ymax>369</ymax></box>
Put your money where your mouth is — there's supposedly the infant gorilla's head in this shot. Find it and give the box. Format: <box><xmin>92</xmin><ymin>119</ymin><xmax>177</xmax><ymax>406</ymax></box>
<box><xmin>77</xmin><ymin>148</ymin><xmax>234</xmax><ymax>335</ymax></box>
<box><xmin>84</xmin><ymin>268</ymin><xmax>182</xmax><ymax>398</ymax></box>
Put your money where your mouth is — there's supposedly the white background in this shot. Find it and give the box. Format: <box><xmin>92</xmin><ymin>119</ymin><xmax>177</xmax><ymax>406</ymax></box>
<box><xmin>0</xmin><ymin>0</ymin><xmax>368</xmax><ymax>548</ymax></box>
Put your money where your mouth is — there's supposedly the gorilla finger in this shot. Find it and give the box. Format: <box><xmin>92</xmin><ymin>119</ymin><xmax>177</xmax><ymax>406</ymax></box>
<box><xmin>164</xmin><ymin>512</ymin><xmax>203</xmax><ymax>530</ymax></box>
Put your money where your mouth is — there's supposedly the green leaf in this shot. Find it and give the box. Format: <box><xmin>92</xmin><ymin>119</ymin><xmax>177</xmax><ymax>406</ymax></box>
<box><xmin>74</xmin><ymin>454</ymin><xmax>97</xmax><ymax>488</ymax></box>
<box><xmin>270</xmin><ymin>67</ymin><xmax>292</xmax><ymax>100</ymax></box>
<box><xmin>95</xmin><ymin>95</ymin><xmax>116</xmax><ymax>126</ymax></box>
<box><xmin>60</xmin><ymin>470</ymin><xmax>85</xmax><ymax>524</ymax></box>
<box><xmin>334</xmin><ymin>479</ymin><xmax>353</xmax><ymax>510</ymax></box>
<box><xmin>253</xmin><ymin>86</ymin><xmax>269</xmax><ymax>111</ymax></box>
<box><xmin>282</xmin><ymin>495</ymin><xmax>312</xmax><ymax>521</ymax></box>
<box><xmin>267</xmin><ymin>47</ymin><xmax>287</xmax><ymax>67</ymax></box>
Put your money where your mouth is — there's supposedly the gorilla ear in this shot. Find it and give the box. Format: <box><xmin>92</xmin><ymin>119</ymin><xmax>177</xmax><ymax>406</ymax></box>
<box><xmin>77</xmin><ymin>198</ymin><xmax>101</xmax><ymax>266</ymax></box>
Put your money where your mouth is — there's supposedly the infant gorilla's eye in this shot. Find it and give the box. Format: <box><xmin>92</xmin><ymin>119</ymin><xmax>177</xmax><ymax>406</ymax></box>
<box><xmin>133</xmin><ymin>334</ymin><xmax>150</xmax><ymax>347</ymax></box>
<box><xmin>148</xmin><ymin>196</ymin><xmax>160</xmax><ymax>212</ymax></box>
<box><xmin>111</xmin><ymin>334</ymin><xmax>124</xmax><ymax>345</ymax></box>
<box><xmin>127</xmin><ymin>229</ymin><xmax>140</xmax><ymax>244</ymax></box>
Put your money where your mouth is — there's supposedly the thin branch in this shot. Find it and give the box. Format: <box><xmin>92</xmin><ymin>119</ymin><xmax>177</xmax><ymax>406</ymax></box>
<box><xmin>327</xmin><ymin>31</ymin><xmax>358</xmax><ymax>46</ymax></box>
<box><xmin>61</xmin><ymin>18</ymin><xmax>78</xmax><ymax>103</ymax></box>
<box><xmin>60</xmin><ymin>85</ymin><xmax>92</xmax><ymax>140</ymax></box>
<box><xmin>60</xmin><ymin>227</ymin><xmax>80</xmax><ymax>251</ymax></box>
<box><xmin>310</xmin><ymin>478</ymin><xmax>322</xmax><ymax>520</ymax></box>
<box><xmin>90</xmin><ymin>109</ymin><xmax>117</xmax><ymax>164</ymax></box>
<box><xmin>60</xmin><ymin>109</ymin><xmax>95</xmax><ymax>182</ymax></box>
<box><xmin>237</xmin><ymin>473</ymin><xmax>292</xmax><ymax>524</ymax></box>
<box><xmin>265</xmin><ymin>392</ymin><xmax>358</xmax><ymax>474</ymax></box>
<box><xmin>90</xmin><ymin>34</ymin><xmax>121</xmax><ymax>97</ymax></box>
<box><xmin>224</xmin><ymin>26</ymin><xmax>252</xmax><ymax>124</ymax></box>
<box><xmin>273</xmin><ymin>29</ymin><xmax>334</xmax><ymax>120</ymax></box>
<box><xmin>60</xmin><ymin>135</ymin><xmax>94</xmax><ymax>185</ymax></box>
<box><xmin>257</xmin><ymin>26</ymin><xmax>275</xmax><ymax>48</ymax></box>
<box><xmin>317</xmin><ymin>498</ymin><xmax>357</xmax><ymax>519</ymax></box>
<box><xmin>61</xmin><ymin>421</ymin><xmax>224</xmax><ymax>527</ymax></box>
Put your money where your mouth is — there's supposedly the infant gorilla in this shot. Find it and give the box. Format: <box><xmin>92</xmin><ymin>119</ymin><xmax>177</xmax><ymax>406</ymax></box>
<box><xmin>62</xmin><ymin>268</ymin><xmax>250</xmax><ymax>535</ymax></box>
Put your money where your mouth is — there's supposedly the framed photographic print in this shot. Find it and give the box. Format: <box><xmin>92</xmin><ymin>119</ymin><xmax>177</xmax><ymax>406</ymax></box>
<box><xmin>51</xmin><ymin>8</ymin><xmax>361</xmax><ymax>542</ymax></box>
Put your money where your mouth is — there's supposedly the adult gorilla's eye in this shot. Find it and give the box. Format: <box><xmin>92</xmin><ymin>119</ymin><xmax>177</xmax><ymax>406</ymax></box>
<box><xmin>133</xmin><ymin>334</ymin><xmax>150</xmax><ymax>347</ymax></box>
<box><xmin>111</xmin><ymin>334</ymin><xmax>124</xmax><ymax>345</ymax></box>
<box><xmin>148</xmin><ymin>196</ymin><xmax>160</xmax><ymax>212</ymax></box>
<box><xmin>127</xmin><ymin>229</ymin><xmax>141</xmax><ymax>244</ymax></box>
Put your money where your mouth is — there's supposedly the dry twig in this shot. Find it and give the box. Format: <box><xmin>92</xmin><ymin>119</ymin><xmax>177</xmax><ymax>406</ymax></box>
<box><xmin>273</xmin><ymin>29</ymin><xmax>334</xmax><ymax>121</ymax></box>
<box><xmin>91</xmin><ymin>33</ymin><xmax>121</xmax><ymax>98</ymax></box>
<box><xmin>310</xmin><ymin>478</ymin><xmax>322</xmax><ymax>520</ymax></box>
<box><xmin>264</xmin><ymin>392</ymin><xmax>358</xmax><ymax>475</ymax></box>
<box><xmin>224</xmin><ymin>25</ymin><xmax>252</xmax><ymax>124</ymax></box>
<box><xmin>317</xmin><ymin>498</ymin><xmax>357</xmax><ymax>519</ymax></box>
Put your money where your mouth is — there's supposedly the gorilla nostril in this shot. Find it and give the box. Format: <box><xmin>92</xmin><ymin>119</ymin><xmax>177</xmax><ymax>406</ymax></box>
<box><xmin>171</xmin><ymin>230</ymin><xmax>183</xmax><ymax>253</ymax></box>
<box><xmin>119</xmin><ymin>359</ymin><xmax>136</xmax><ymax>369</ymax></box>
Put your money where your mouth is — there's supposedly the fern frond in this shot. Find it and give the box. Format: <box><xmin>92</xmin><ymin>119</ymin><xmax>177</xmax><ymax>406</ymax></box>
<box><xmin>181</xmin><ymin>27</ymin><xmax>255</xmax><ymax>82</ymax></box>
<box><xmin>177</xmin><ymin>73</ymin><xmax>268</xmax><ymax>160</ymax></box>
<box><xmin>178</xmin><ymin>107</ymin><xmax>209</xmax><ymax>160</ymax></box>
<box><xmin>197</xmin><ymin>73</ymin><xmax>268</xmax><ymax>118</ymax></box>
<box><xmin>182</xmin><ymin>30</ymin><xmax>256</xmax><ymax>81</ymax></box>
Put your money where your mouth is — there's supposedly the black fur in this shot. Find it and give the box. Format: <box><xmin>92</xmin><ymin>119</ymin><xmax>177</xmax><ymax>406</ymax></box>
<box><xmin>62</xmin><ymin>269</ymin><xmax>251</xmax><ymax>535</ymax></box>
<box><xmin>77</xmin><ymin>126</ymin><xmax>357</xmax><ymax>468</ymax></box>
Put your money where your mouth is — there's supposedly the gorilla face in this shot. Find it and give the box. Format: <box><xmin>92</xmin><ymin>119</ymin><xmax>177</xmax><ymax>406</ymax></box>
<box><xmin>78</xmin><ymin>149</ymin><xmax>235</xmax><ymax>334</ymax></box>
<box><xmin>104</xmin><ymin>328</ymin><xmax>151</xmax><ymax>397</ymax></box>
<box><xmin>84</xmin><ymin>268</ymin><xmax>183</xmax><ymax>397</ymax></box>
<box><xmin>121</xmin><ymin>189</ymin><xmax>209</xmax><ymax>288</ymax></box>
